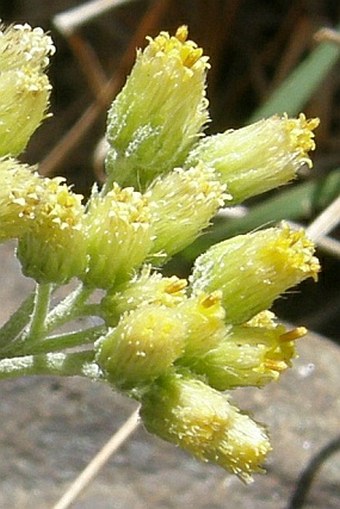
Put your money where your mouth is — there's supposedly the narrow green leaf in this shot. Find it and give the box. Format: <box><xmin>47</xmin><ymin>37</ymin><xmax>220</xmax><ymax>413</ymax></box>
<box><xmin>182</xmin><ymin>169</ymin><xmax>340</xmax><ymax>262</ymax></box>
<box><xmin>250</xmin><ymin>25</ymin><xmax>340</xmax><ymax>121</ymax></box>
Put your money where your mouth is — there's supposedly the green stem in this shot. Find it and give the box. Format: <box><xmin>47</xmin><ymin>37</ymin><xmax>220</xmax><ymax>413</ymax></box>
<box><xmin>0</xmin><ymin>350</ymin><xmax>101</xmax><ymax>380</ymax></box>
<box><xmin>0</xmin><ymin>292</ymin><xmax>35</xmax><ymax>350</ymax></box>
<box><xmin>45</xmin><ymin>283</ymin><xmax>93</xmax><ymax>334</ymax></box>
<box><xmin>9</xmin><ymin>325</ymin><xmax>106</xmax><ymax>357</ymax></box>
<box><xmin>25</xmin><ymin>283</ymin><xmax>53</xmax><ymax>342</ymax></box>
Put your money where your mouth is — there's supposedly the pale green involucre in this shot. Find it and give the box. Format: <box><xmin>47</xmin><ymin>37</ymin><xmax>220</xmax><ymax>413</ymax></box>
<box><xmin>96</xmin><ymin>304</ymin><xmax>187</xmax><ymax>391</ymax></box>
<box><xmin>186</xmin><ymin>114</ymin><xmax>319</xmax><ymax>204</ymax></box>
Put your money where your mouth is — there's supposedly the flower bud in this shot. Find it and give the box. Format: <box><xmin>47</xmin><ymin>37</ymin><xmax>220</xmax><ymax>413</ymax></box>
<box><xmin>82</xmin><ymin>184</ymin><xmax>153</xmax><ymax>289</ymax></box>
<box><xmin>190</xmin><ymin>223</ymin><xmax>320</xmax><ymax>324</ymax></box>
<box><xmin>147</xmin><ymin>164</ymin><xmax>228</xmax><ymax>260</ymax></box>
<box><xmin>101</xmin><ymin>266</ymin><xmax>187</xmax><ymax>326</ymax></box>
<box><xmin>0</xmin><ymin>24</ymin><xmax>55</xmax><ymax>156</ymax></box>
<box><xmin>105</xmin><ymin>26</ymin><xmax>210</xmax><ymax>190</ymax></box>
<box><xmin>96</xmin><ymin>305</ymin><xmax>187</xmax><ymax>391</ymax></box>
<box><xmin>140</xmin><ymin>373</ymin><xmax>271</xmax><ymax>482</ymax></box>
<box><xmin>187</xmin><ymin>322</ymin><xmax>304</xmax><ymax>390</ymax></box>
<box><xmin>16</xmin><ymin>177</ymin><xmax>87</xmax><ymax>284</ymax></box>
<box><xmin>186</xmin><ymin>114</ymin><xmax>319</xmax><ymax>204</ymax></box>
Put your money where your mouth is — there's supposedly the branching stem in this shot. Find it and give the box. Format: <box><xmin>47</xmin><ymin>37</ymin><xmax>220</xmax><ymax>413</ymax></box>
<box><xmin>45</xmin><ymin>284</ymin><xmax>94</xmax><ymax>333</ymax></box>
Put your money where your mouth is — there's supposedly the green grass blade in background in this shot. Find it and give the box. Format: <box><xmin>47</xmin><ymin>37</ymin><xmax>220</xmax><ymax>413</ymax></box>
<box><xmin>250</xmin><ymin>25</ymin><xmax>340</xmax><ymax>121</ymax></box>
<box><xmin>182</xmin><ymin>169</ymin><xmax>340</xmax><ymax>262</ymax></box>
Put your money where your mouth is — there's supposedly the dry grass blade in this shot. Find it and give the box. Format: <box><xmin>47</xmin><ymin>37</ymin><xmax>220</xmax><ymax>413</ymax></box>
<box><xmin>306</xmin><ymin>196</ymin><xmax>340</xmax><ymax>242</ymax></box>
<box><xmin>284</xmin><ymin>196</ymin><xmax>340</xmax><ymax>261</ymax></box>
<box><xmin>52</xmin><ymin>407</ymin><xmax>140</xmax><ymax>509</ymax></box>
<box><xmin>53</xmin><ymin>0</ymin><xmax>136</xmax><ymax>36</ymax></box>
<box><xmin>314</xmin><ymin>28</ymin><xmax>340</xmax><ymax>45</ymax></box>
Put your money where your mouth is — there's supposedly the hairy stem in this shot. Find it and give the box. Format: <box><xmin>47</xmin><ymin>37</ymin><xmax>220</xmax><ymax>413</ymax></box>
<box><xmin>0</xmin><ymin>350</ymin><xmax>101</xmax><ymax>380</ymax></box>
<box><xmin>10</xmin><ymin>325</ymin><xmax>106</xmax><ymax>357</ymax></box>
<box><xmin>45</xmin><ymin>284</ymin><xmax>94</xmax><ymax>333</ymax></box>
<box><xmin>0</xmin><ymin>292</ymin><xmax>35</xmax><ymax>350</ymax></box>
<box><xmin>25</xmin><ymin>283</ymin><xmax>53</xmax><ymax>342</ymax></box>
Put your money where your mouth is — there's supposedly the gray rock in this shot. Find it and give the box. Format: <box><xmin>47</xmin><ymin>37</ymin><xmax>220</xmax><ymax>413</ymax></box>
<box><xmin>0</xmin><ymin>243</ymin><xmax>339</xmax><ymax>508</ymax></box>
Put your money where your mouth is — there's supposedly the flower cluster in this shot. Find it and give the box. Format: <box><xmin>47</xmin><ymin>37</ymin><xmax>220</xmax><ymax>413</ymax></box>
<box><xmin>98</xmin><ymin>225</ymin><xmax>318</xmax><ymax>481</ymax></box>
<box><xmin>0</xmin><ymin>24</ymin><xmax>320</xmax><ymax>482</ymax></box>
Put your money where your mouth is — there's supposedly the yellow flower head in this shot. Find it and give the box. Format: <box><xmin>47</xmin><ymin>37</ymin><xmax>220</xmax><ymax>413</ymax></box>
<box><xmin>144</xmin><ymin>26</ymin><xmax>208</xmax><ymax>74</ymax></box>
<box><xmin>177</xmin><ymin>291</ymin><xmax>227</xmax><ymax>359</ymax></box>
<box><xmin>0</xmin><ymin>24</ymin><xmax>55</xmax><ymax>156</ymax></box>
<box><xmin>190</xmin><ymin>222</ymin><xmax>320</xmax><ymax>324</ymax></box>
<box><xmin>147</xmin><ymin>163</ymin><xmax>228</xmax><ymax>260</ymax></box>
<box><xmin>186</xmin><ymin>321</ymin><xmax>304</xmax><ymax>390</ymax></box>
<box><xmin>186</xmin><ymin>114</ymin><xmax>319</xmax><ymax>204</ymax></box>
<box><xmin>0</xmin><ymin>158</ymin><xmax>41</xmax><ymax>240</ymax></box>
<box><xmin>96</xmin><ymin>304</ymin><xmax>187</xmax><ymax>392</ymax></box>
<box><xmin>17</xmin><ymin>177</ymin><xmax>86</xmax><ymax>284</ymax></box>
<box><xmin>101</xmin><ymin>265</ymin><xmax>187</xmax><ymax>326</ymax></box>
<box><xmin>140</xmin><ymin>373</ymin><xmax>271</xmax><ymax>482</ymax></box>
<box><xmin>82</xmin><ymin>184</ymin><xmax>152</xmax><ymax>289</ymax></box>
<box><xmin>283</xmin><ymin>113</ymin><xmax>319</xmax><ymax>166</ymax></box>
<box><xmin>105</xmin><ymin>26</ymin><xmax>210</xmax><ymax>190</ymax></box>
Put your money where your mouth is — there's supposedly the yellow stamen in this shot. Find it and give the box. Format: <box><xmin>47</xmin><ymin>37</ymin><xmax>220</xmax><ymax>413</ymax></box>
<box><xmin>283</xmin><ymin>113</ymin><xmax>320</xmax><ymax>168</ymax></box>
<box><xmin>175</xmin><ymin>25</ymin><xmax>188</xmax><ymax>42</ymax></box>
<box><xmin>165</xmin><ymin>279</ymin><xmax>187</xmax><ymax>294</ymax></box>
<box><xmin>280</xmin><ymin>326</ymin><xmax>307</xmax><ymax>342</ymax></box>
<box><xmin>201</xmin><ymin>291</ymin><xmax>222</xmax><ymax>309</ymax></box>
<box><xmin>264</xmin><ymin>359</ymin><xmax>288</xmax><ymax>372</ymax></box>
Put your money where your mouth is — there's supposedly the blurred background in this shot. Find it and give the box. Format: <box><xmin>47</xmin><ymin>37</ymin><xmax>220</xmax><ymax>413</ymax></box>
<box><xmin>0</xmin><ymin>2</ymin><xmax>339</xmax><ymax>508</ymax></box>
